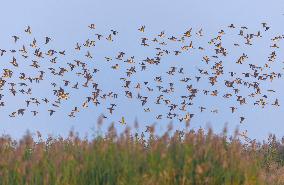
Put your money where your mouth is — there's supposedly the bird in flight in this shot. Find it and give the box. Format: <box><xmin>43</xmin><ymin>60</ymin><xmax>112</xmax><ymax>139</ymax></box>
<box><xmin>88</xmin><ymin>24</ymin><xmax>96</xmax><ymax>29</ymax></box>
<box><xmin>25</xmin><ymin>26</ymin><xmax>32</xmax><ymax>34</ymax></box>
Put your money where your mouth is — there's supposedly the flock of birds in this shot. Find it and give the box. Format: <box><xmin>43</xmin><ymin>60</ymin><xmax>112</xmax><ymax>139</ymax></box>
<box><xmin>0</xmin><ymin>23</ymin><xmax>282</xmax><ymax>126</ymax></box>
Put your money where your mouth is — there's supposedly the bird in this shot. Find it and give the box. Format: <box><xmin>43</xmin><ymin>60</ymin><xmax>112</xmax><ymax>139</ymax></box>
<box><xmin>45</xmin><ymin>37</ymin><xmax>52</xmax><ymax>44</ymax></box>
<box><xmin>107</xmin><ymin>104</ymin><xmax>116</xmax><ymax>114</ymax></box>
<box><xmin>228</xmin><ymin>24</ymin><xmax>235</xmax><ymax>28</ymax></box>
<box><xmin>31</xmin><ymin>111</ymin><xmax>39</xmax><ymax>116</ymax></box>
<box><xmin>48</xmin><ymin>109</ymin><xmax>55</xmax><ymax>116</ymax></box>
<box><xmin>106</xmin><ymin>34</ymin><xmax>113</xmax><ymax>42</ymax></box>
<box><xmin>119</xmin><ymin>116</ymin><xmax>126</xmax><ymax>124</ymax></box>
<box><xmin>88</xmin><ymin>24</ymin><xmax>96</xmax><ymax>29</ymax></box>
<box><xmin>138</xmin><ymin>25</ymin><xmax>146</xmax><ymax>32</ymax></box>
<box><xmin>9</xmin><ymin>112</ymin><xmax>17</xmax><ymax>118</ymax></box>
<box><xmin>24</xmin><ymin>26</ymin><xmax>32</xmax><ymax>34</ymax></box>
<box><xmin>230</xmin><ymin>107</ymin><xmax>237</xmax><ymax>113</ymax></box>
<box><xmin>240</xmin><ymin>117</ymin><xmax>245</xmax><ymax>124</ymax></box>
<box><xmin>17</xmin><ymin>109</ymin><xmax>25</xmax><ymax>116</ymax></box>
<box><xmin>12</xmin><ymin>36</ymin><xmax>20</xmax><ymax>43</ymax></box>
<box><xmin>272</xmin><ymin>99</ymin><xmax>280</xmax><ymax>106</ymax></box>
<box><xmin>74</xmin><ymin>43</ymin><xmax>81</xmax><ymax>50</ymax></box>
<box><xmin>110</xmin><ymin>29</ymin><xmax>118</xmax><ymax>35</ymax></box>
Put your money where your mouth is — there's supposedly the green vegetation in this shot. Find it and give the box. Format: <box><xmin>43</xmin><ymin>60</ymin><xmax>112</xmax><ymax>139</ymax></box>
<box><xmin>0</xmin><ymin>122</ymin><xmax>283</xmax><ymax>185</ymax></box>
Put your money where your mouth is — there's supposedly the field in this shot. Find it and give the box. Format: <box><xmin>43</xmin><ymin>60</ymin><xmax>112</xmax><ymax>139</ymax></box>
<box><xmin>0</xmin><ymin>122</ymin><xmax>282</xmax><ymax>185</ymax></box>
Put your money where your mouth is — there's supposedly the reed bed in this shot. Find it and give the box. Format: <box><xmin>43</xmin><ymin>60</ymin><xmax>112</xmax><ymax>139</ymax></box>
<box><xmin>0</xmin><ymin>122</ymin><xmax>283</xmax><ymax>185</ymax></box>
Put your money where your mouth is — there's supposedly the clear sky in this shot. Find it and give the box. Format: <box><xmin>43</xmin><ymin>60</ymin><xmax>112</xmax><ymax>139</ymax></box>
<box><xmin>0</xmin><ymin>0</ymin><xmax>284</xmax><ymax>140</ymax></box>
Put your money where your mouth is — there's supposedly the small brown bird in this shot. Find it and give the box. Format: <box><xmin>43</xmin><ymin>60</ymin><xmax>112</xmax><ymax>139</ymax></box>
<box><xmin>138</xmin><ymin>25</ymin><xmax>145</xmax><ymax>32</ymax></box>
<box><xmin>45</xmin><ymin>37</ymin><xmax>52</xmax><ymax>44</ymax></box>
<box><xmin>88</xmin><ymin>24</ymin><xmax>96</xmax><ymax>29</ymax></box>
<box><xmin>12</xmin><ymin>36</ymin><xmax>20</xmax><ymax>43</ymax></box>
<box><xmin>25</xmin><ymin>26</ymin><xmax>32</xmax><ymax>34</ymax></box>
<box><xmin>31</xmin><ymin>110</ymin><xmax>39</xmax><ymax>116</ymax></box>
<box><xmin>48</xmin><ymin>109</ymin><xmax>55</xmax><ymax>116</ymax></box>
<box><xmin>240</xmin><ymin>116</ymin><xmax>245</xmax><ymax>124</ymax></box>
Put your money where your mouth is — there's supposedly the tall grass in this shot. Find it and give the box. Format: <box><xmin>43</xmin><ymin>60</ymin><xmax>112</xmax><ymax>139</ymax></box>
<box><xmin>0</xmin><ymin>122</ymin><xmax>283</xmax><ymax>184</ymax></box>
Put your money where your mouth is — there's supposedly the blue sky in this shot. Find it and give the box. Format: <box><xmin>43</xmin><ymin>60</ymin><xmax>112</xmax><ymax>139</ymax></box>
<box><xmin>0</xmin><ymin>0</ymin><xmax>283</xmax><ymax>140</ymax></box>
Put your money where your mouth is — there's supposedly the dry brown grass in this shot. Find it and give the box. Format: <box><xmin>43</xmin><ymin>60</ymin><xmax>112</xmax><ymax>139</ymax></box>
<box><xmin>0</xmin><ymin>122</ymin><xmax>282</xmax><ymax>184</ymax></box>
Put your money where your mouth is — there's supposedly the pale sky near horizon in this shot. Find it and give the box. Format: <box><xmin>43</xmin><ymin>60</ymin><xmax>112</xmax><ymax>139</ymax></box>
<box><xmin>0</xmin><ymin>0</ymin><xmax>283</xmax><ymax>141</ymax></box>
